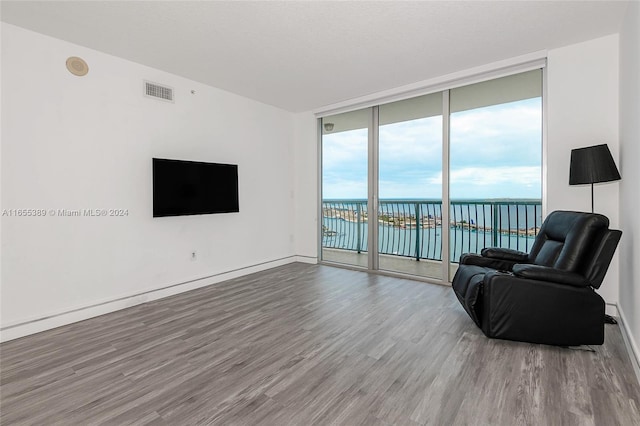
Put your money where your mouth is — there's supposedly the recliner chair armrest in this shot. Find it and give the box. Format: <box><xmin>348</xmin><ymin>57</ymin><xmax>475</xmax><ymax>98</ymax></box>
<box><xmin>481</xmin><ymin>247</ymin><xmax>529</xmax><ymax>262</ymax></box>
<box><xmin>459</xmin><ymin>253</ymin><xmax>517</xmax><ymax>271</ymax></box>
<box><xmin>512</xmin><ymin>264</ymin><xmax>590</xmax><ymax>287</ymax></box>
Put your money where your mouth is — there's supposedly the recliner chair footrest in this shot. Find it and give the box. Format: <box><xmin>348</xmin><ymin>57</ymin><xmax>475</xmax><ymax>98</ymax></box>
<box><xmin>452</xmin><ymin>265</ymin><xmax>493</xmax><ymax>328</ymax></box>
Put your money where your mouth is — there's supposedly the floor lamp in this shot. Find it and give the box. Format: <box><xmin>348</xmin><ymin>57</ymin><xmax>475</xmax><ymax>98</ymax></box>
<box><xmin>569</xmin><ymin>144</ymin><xmax>621</xmax><ymax>213</ymax></box>
<box><xmin>569</xmin><ymin>143</ymin><xmax>621</xmax><ymax>325</ymax></box>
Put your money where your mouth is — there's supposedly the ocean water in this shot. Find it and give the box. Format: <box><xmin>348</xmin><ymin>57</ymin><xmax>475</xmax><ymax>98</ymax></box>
<box><xmin>322</xmin><ymin>201</ymin><xmax>541</xmax><ymax>262</ymax></box>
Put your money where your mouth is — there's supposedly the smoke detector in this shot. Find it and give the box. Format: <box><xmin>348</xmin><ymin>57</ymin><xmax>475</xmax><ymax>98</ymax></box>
<box><xmin>66</xmin><ymin>56</ymin><xmax>89</xmax><ymax>76</ymax></box>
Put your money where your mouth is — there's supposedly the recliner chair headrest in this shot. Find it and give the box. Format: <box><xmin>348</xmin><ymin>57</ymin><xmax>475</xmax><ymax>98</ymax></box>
<box><xmin>529</xmin><ymin>211</ymin><xmax>610</xmax><ymax>271</ymax></box>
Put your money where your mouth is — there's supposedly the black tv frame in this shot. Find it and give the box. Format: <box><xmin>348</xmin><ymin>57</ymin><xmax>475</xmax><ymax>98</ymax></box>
<box><xmin>152</xmin><ymin>158</ymin><xmax>239</xmax><ymax>217</ymax></box>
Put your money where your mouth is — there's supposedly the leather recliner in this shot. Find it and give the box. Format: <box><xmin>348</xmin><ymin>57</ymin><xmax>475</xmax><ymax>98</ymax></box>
<box><xmin>451</xmin><ymin>210</ymin><xmax>622</xmax><ymax>346</ymax></box>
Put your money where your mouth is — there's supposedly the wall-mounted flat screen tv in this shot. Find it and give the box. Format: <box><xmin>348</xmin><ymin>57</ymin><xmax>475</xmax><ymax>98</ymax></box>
<box><xmin>153</xmin><ymin>158</ymin><xmax>239</xmax><ymax>217</ymax></box>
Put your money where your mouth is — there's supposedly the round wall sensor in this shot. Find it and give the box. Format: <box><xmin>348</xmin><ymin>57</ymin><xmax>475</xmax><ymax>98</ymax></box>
<box><xmin>66</xmin><ymin>56</ymin><xmax>89</xmax><ymax>76</ymax></box>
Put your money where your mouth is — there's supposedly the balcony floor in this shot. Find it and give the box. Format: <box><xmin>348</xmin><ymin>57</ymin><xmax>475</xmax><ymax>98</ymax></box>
<box><xmin>322</xmin><ymin>248</ymin><xmax>459</xmax><ymax>281</ymax></box>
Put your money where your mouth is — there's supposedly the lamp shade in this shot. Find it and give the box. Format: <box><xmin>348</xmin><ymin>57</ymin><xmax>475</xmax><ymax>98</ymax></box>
<box><xmin>569</xmin><ymin>144</ymin><xmax>621</xmax><ymax>185</ymax></box>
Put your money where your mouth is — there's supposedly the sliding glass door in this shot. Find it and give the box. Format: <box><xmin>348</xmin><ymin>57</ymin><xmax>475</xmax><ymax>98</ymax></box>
<box><xmin>321</xmin><ymin>109</ymin><xmax>370</xmax><ymax>268</ymax></box>
<box><xmin>449</xmin><ymin>70</ymin><xmax>543</xmax><ymax>276</ymax></box>
<box><xmin>378</xmin><ymin>93</ymin><xmax>443</xmax><ymax>278</ymax></box>
<box><xmin>319</xmin><ymin>68</ymin><xmax>543</xmax><ymax>283</ymax></box>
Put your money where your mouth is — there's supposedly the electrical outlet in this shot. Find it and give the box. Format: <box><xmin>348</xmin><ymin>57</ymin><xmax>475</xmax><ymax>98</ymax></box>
<box><xmin>191</xmin><ymin>251</ymin><xmax>197</xmax><ymax>261</ymax></box>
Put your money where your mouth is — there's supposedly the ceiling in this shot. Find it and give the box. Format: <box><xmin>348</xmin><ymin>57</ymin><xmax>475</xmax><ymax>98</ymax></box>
<box><xmin>1</xmin><ymin>1</ymin><xmax>628</xmax><ymax>112</ymax></box>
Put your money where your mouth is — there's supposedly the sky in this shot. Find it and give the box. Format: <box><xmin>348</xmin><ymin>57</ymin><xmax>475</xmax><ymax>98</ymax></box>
<box><xmin>322</xmin><ymin>97</ymin><xmax>542</xmax><ymax>200</ymax></box>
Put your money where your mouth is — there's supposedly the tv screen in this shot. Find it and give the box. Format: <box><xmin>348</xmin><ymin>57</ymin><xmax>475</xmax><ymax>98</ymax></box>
<box><xmin>153</xmin><ymin>158</ymin><xmax>239</xmax><ymax>217</ymax></box>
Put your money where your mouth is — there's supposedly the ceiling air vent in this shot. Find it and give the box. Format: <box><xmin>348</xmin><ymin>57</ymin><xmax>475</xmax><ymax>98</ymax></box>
<box><xmin>144</xmin><ymin>81</ymin><xmax>174</xmax><ymax>102</ymax></box>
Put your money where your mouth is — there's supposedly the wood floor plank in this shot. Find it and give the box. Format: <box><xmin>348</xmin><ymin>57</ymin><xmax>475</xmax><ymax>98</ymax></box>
<box><xmin>1</xmin><ymin>263</ymin><xmax>639</xmax><ymax>425</ymax></box>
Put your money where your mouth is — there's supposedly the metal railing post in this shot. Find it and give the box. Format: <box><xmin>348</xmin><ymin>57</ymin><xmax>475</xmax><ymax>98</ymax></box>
<box><xmin>415</xmin><ymin>202</ymin><xmax>421</xmax><ymax>261</ymax></box>
<box><xmin>356</xmin><ymin>202</ymin><xmax>362</xmax><ymax>253</ymax></box>
<box><xmin>492</xmin><ymin>203</ymin><xmax>499</xmax><ymax>247</ymax></box>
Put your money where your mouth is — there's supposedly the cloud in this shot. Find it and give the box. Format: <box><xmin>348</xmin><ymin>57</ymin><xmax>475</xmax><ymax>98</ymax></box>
<box><xmin>322</xmin><ymin>97</ymin><xmax>542</xmax><ymax>199</ymax></box>
<box><xmin>448</xmin><ymin>166</ymin><xmax>541</xmax><ymax>198</ymax></box>
<box><xmin>450</xmin><ymin>98</ymin><xmax>542</xmax><ymax>168</ymax></box>
<box><xmin>322</xmin><ymin>175</ymin><xmax>367</xmax><ymax>199</ymax></box>
<box><xmin>324</xmin><ymin>166</ymin><xmax>541</xmax><ymax>199</ymax></box>
<box><xmin>448</xmin><ymin>166</ymin><xmax>541</xmax><ymax>186</ymax></box>
<box><xmin>322</xmin><ymin>128</ymin><xmax>368</xmax><ymax>167</ymax></box>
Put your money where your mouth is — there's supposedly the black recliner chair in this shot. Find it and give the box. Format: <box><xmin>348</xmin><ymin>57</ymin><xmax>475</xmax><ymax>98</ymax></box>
<box><xmin>451</xmin><ymin>210</ymin><xmax>621</xmax><ymax>346</ymax></box>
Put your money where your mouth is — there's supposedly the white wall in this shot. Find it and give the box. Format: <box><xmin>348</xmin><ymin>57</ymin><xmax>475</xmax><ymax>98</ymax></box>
<box><xmin>618</xmin><ymin>1</ymin><xmax>640</xmax><ymax>361</ymax></box>
<box><xmin>547</xmin><ymin>34</ymin><xmax>620</xmax><ymax>305</ymax></box>
<box><xmin>293</xmin><ymin>112</ymin><xmax>318</xmax><ymax>260</ymax></box>
<box><xmin>1</xmin><ymin>24</ymin><xmax>295</xmax><ymax>338</ymax></box>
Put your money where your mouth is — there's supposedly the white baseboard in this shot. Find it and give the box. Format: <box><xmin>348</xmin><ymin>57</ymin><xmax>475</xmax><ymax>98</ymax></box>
<box><xmin>0</xmin><ymin>256</ymin><xmax>300</xmax><ymax>343</ymax></box>
<box><xmin>294</xmin><ymin>255</ymin><xmax>318</xmax><ymax>264</ymax></box>
<box><xmin>606</xmin><ymin>303</ymin><xmax>619</xmax><ymax>317</ymax></box>
<box><xmin>611</xmin><ymin>303</ymin><xmax>640</xmax><ymax>386</ymax></box>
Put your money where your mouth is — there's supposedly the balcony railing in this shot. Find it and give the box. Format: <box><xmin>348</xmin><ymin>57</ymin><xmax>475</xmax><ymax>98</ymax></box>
<box><xmin>322</xmin><ymin>199</ymin><xmax>542</xmax><ymax>263</ymax></box>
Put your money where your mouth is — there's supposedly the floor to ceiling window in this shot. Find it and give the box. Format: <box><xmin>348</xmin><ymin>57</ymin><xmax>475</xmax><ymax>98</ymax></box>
<box><xmin>321</xmin><ymin>109</ymin><xmax>370</xmax><ymax>268</ymax></box>
<box><xmin>449</xmin><ymin>70</ymin><xmax>543</xmax><ymax>275</ymax></box>
<box><xmin>378</xmin><ymin>93</ymin><xmax>443</xmax><ymax>278</ymax></box>
<box><xmin>320</xmin><ymin>68</ymin><xmax>543</xmax><ymax>283</ymax></box>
